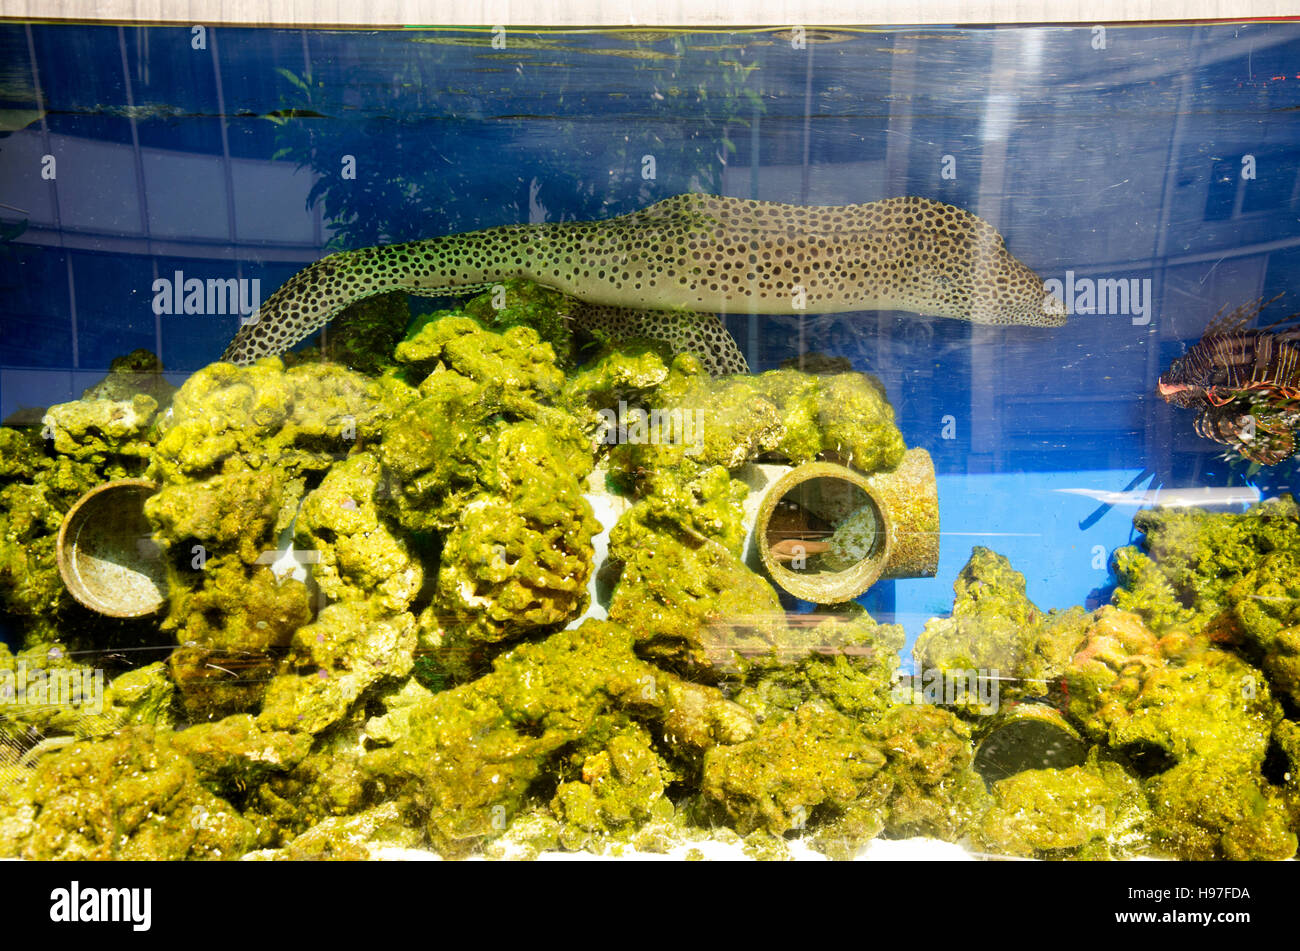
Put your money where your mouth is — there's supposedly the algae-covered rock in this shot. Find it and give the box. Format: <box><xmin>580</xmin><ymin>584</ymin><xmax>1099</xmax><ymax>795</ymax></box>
<box><xmin>148</xmin><ymin>468</ymin><xmax>295</xmax><ymax>567</ymax></box>
<box><xmin>1058</xmin><ymin>605</ymin><xmax>1294</xmax><ymax>859</ymax></box>
<box><xmin>974</xmin><ymin>752</ymin><xmax>1152</xmax><ymax>859</ymax></box>
<box><xmin>249</xmin><ymin>802</ymin><xmax>424</xmax><ymax>860</ymax></box>
<box><xmin>432</xmin><ymin>426</ymin><xmax>597</xmax><ymax>646</ymax></box>
<box><xmin>1227</xmin><ymin>550</ymin><xmax>1300</xmax><ymax>706</ymax></box>
<box><xmin>6</xmin><ymin>727</ymin><xmax>255</xmax><ymax>860</ymax></box>
<box><xmin>484</xmin><ymin>811</ymin><xmax>563</xmax><ymax>860</ymax></box>
<box><xmin>868</xmin><ymin>704</ymin><xmax>989</xmax><ymax>842</ymax></box>
<box><xmin>734</xmin><ymin>605</ymin><xmax>905</xmax><ymax>723</ymax></box>
<box><xmin>610</xmin><ymin>526</ymin><xmax>786</xmax><ymax>672</ymax></box>
<box><xmin>658</xmin><ymin>678</ymin><xmax>756</xmax><ymax>757</ymax></box>
<box><xmin>0</xmin><ymin>649</ymin><xmax>175</xmax><ymax>762</ymax></box>
<box><xmin>913</xmin><ymin>547</ymin><xmax>1090</xmax><ymax>710</ymax></box>
<box><xmin>150</xmin><ymin>358</ymin><xmax>387</xmax><ymax>481</ymax></box>
<box><xmin>794</xmin><ymin>372</ymin><xmax>907</xmax><ymax>472</ymax></box>
<box><xmin>1111</xmin><ymin>546</ymin><xmax>1197</xmax><ymax>634</ymax></box>
<box><xmin>607</xmin><ymin>464</ymin><xmax>788</xmax><ymax>672</ymax></box>
<box><xmin>258</xmin><ymin>602</ymin><xmax>417</xmax><ymax>735</ymax></box>
<box><xmin>364</xmin><ymin>620</ymin><xmax>658</xmax><ymax>858</ymax></box>
<box><xmin>79</xmin><ymin>348</ymin><xmax>176</xmax><ymax>405</ymax></box>
<box><xmin>161</xmin><ymin>552</ymin><xmax>312</xmax><ymax>719</ymax></box>
<box><xmin>39</xmin><ymin>350</ymin><xmax>175</xmax><ymax>464</ymax></box>
<box><xmin>381</xmin><ymin>318</ymin><xmax>597</xmax><ymax>663</ymax></box>
<box><xmin>626</xmin><ymin>370</ymin><xmax>785</xmax><ymax>471</ymax></box>
<box><xmin>295</xmin><ymin>452</ymin><xmax>422</xmax><ymax>613</ymax></box>
<box><xmin>363</xmin><ymin>677</ymin><xmax>435</xmax><ymax>746</ymax></box>
<box><xmin>242</xmin><ymin>739</ymin><xmax>376</xmax><ymax>846</ymax></box>
<box><xmin>167</xmin><ymin>713</ymin><xmax>314</xmax><ymax>797</ymax></box>
<box><xmin>1146</xmin><ymin>757</ymin><xmax>1296</xmax><ymax>860</ymax></box>
<box><xmin>396</xmin><ymin>313</ymin><xmax>565</xmax><ymax>401</ymax></box>
<box><xmin>145</xmin><ymin>359</ymin><xmax>398</xmax><ymax>717</ymax></box>
<box><xmin>603</xmin><ymin>364</ymin><xmax>906</xmax><ymax>479</ymax></box>
<box><xmin>560</xmin><ymin>345</ymin><xmax>673</xmax><ymax>432</ymax></box>
<box><xmin>77</xmin><ymin>661</ymin><xmax>176</xmax><ymax>738</ymax></box>
<box><xmin>460</xmin><ymin>278</ymin><xmax>579</xmax><ymax>369</ymax></box>
<box><xmin>700</xmin><ymin>701</ymin><xmax>887</xmax><ymax>837</ymax></box>
<box><xmin>318</xmin><ymin>291</ymin><xmax>411</xmax><ymax>376</ymax></box>
<box><xmin>0</xmin><ymin>401</ymin><xmax>158</xmax><ymax>650</ymax></box>
<box><xmin>550</xmin><ymin>726</ymin><xmax>673</xmax><ymax>850</ymax></box>
<box><xmin>1066</xmin><ymin>612</ymin><xmax>1281</xmax><ymax>768</ymax></box>
<box><xmin>42</xmin><ymin>394</ymin><xmax>158</xmax><ymax>461</ymax></box>
<box><xmin>1112</xmin><ymin>496</ymin><xmax>1300</xmax><ymax>636</ymax></box>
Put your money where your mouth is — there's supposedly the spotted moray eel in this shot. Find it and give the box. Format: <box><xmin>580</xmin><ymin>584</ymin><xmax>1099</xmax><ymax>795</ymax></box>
<box><xmin>222</xmin><ymin>194</ymin><xmax>1066</xmax><ymax>375</ymax></box>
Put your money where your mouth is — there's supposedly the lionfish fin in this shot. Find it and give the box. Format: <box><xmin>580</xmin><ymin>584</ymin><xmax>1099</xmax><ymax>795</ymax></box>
<box><xmin>1257</xmin><ymin>303</ymin><xmax>1300</xmax><ymax>333</ymax></box>
<box><xmin>1204</xmin><ymin>294</ymin><xmax>1284</xmax><ymax>336</ymax></box>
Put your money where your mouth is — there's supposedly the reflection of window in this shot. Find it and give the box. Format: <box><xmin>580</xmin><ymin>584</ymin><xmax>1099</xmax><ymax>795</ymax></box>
<box><xmin>1242</xmin><ymin>153</ymin><xmax>1299</xmax><ymax>213</ymax></box>
<box><xmin>1204</xmin><ymin>158</ymin><xmax>1237</xmax><ymax>220</ymax></box>
<box><xmin>1204</xmin><ymin>149</ymin><xmax>1300</xmax><ymax>220</ymax></box>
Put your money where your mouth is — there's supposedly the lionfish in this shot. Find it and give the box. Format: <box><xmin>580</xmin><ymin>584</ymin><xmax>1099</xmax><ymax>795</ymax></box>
<box><xmin>1158</xmin><ymin>296</ymin><xmax>1300</xmax><ymax>465</ymax></box>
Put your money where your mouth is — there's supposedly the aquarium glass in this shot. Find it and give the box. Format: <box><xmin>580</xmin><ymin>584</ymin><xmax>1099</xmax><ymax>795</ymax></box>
<box><xmin>1</xmin><ymin>21</ymin><xmax>1299</xmax><ymax>861</ymax></box>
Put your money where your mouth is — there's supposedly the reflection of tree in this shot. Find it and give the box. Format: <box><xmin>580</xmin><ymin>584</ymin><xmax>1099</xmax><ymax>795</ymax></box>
<box><xmin>765</xmin><ymin>311</ymin><xmax>938</xmax><ymax>375</ymax></box>
<box><xmin>266</xmin><ymin>34</ymin><xmax>763</xmax><ymax>251</ymax></box>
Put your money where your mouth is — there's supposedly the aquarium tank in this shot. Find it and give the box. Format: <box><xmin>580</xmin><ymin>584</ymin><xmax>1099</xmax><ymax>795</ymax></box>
<box><xmin>0</xmin><ymin>19</ymin><xmax>1299</xmax><ymax>863</ymax></box>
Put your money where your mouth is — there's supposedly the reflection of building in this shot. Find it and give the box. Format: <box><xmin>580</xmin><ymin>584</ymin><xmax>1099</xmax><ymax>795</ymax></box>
<box><xmin>0</xmin><ymin>26</ymin><xmax>326</xmax><ymax>418</ymax></box>
<box><xmin>719</xmin><ymin>28</ymin><xmax>1300</xmax><ymax>473</ymax></box>
<box><xmin>3</xmin><ymin>23</ymin><xmax>1300</xmax><ymax>482</ymax></box>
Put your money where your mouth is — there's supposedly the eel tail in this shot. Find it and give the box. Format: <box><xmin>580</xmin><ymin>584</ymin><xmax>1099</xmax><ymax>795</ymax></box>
<box><xmin>220</xmin><ymin>230</ymin><xmax>524</xmax><ymax>365</ymax></box>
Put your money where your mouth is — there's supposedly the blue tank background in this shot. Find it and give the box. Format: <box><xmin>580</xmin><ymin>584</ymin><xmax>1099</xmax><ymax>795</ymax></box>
<box><xmin>2</xmin><ymin>23</ymin><xmax>1299</xmax><ymax>651</ymax></box>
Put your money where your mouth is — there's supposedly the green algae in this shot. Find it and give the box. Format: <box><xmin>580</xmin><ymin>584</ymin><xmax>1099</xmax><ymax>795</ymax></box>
<box><xmin>0</xmin><ymin>285</ymin><xmax>943</xmax><ymax>862</ymax></box>
<box><xmin>4</xmin><ymin>726</ymin><xmax>255</xmax><ymax>860</ymax></box>
<box><xmin>247</xmin><ymin>802</ymin><xmax>423</xmax><ymax>860</ymax></box>
<box><xmin>607</xmin><ymin>364</ymin><xmax>906</xmax><ymax>479</ymax></box>
<box><xmin>1112</xmin><ymin>496</ymin><xmax>1300</xmax><ymax>636</ymax></box>
<box><xmin>0</xmin><ymin>363</ymin><xmax>165</xmax><ymax>652</ymax></box>
<box><xmin>317</xmin><ymin>291</ymin><xmax>411</xmax><ymax>375</ymax></box>
<box><xmin>0</xmin><ymin>654</ymin><xmax>174</xmax><ymax>757</ymax></box>
<box><xmin>294</xmin><ymin>452</ymin><xmax>423</xmax><ymax>613</ymax></box>
<box><xmin>1065</xmin><ymin>609</ymin><xmax>1281</xmax><ymax>767</ymax></box>
<box><xmin>913</xmin><ymin>547</ymin><xmax>1091</xmax><ymax>709</ymax></box>
<box><xmin>606</xmin><ymin>464</ymin><xmax>788</xmax><ymax>671</ymax></box>
<box><xmin>867</xmin><ymin>704</ymin><xmax>989</xmax><ymax>842</ymax></box>
<box><xmin>258</xmin><ymin>602</ymin><xmax>416</xmax><ymax>734</ymax></box>
<box><xmin>974</xmin><ymin>751</ymin><xmax>1152</xmax><ymax>859</ymax></box>
<box><xmin>732</xmin><ymin>603</ymin><xmax>904</xmax><ymax>722</ymax></box>
<box><xmin>1228</xmin><ymin>550</ymin><xmax>1300</xmax><ymax>706</ymax></box>
<box><xmin>79</xmin><ymin>349</ymin><xmax>177</xmax><ymax>406</ymax></box>
<box><xmin>144</xmin><ymin>358</ymin><xmax>400</xmax><ymax>719</ymax></box>
<box><xmin>1147</xmin><ymin>757</ymin><xmax>1296</xmax><ymax>860</ymax></box>
<box><xmin>700</xmin><ymin>701</ymin><xmax>888</xmax><ymax>837</ymax></box>
<box><xmin>168</xmin><ymin>713</ymin><xmax>314</xmax><ymax>795</ymax></box>
<box><xmin>396</xmin><ymin>312</ymin><xmax>566</xmax><ymax>400</ymax></box>
<box><xmin>362</xmin><ymin>620</ymin><xmax>657</xmax><ymax>857</ymax></box>
<box><xmin>1111</xmin><ymin>546</ymin><xmax>1197</xmax><ymax>634</ymax></box>
<box><xmin>550</xmin><ymin>725</ymin><xmax>674</xmax><ymax>849</ymax></box>
<box><xmin>22</xmin><ymin>284</ymin><xmax>1300</xmax><ymax>862</ymax></box>
<box><xmin>43</xmin><ymin>394</ymin><xmax>159</xmax><ymax>461</ymax></box>
<box><xmin>460</xmin><ymin>278</ymin><xmax>579</xmax><ymax>368</ymax></box>
<box><xmin>39</xmin><ymin>350</ymin><xmax>174</xmax><ymax>465</ymax></box>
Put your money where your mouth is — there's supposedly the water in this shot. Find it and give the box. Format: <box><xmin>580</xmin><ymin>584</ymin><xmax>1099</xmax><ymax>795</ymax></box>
<box><xmin>1</xmin><ymin>22</ymin><xmax>1299</xmax><ymax>861</ymax></box>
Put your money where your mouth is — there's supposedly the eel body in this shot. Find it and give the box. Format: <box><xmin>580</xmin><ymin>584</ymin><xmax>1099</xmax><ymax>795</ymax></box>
<box><xmin>222</xmin><ymin>193</ymin><xmax>1066</xmax><ymax>374</ymax></box>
